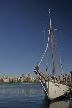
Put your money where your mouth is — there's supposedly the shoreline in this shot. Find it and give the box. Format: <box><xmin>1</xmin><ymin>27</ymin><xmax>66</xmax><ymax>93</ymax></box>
<box><xmin>0</xmin><ymin>82</ymin><xmax>40</xmax><ymax>84</ymax></box>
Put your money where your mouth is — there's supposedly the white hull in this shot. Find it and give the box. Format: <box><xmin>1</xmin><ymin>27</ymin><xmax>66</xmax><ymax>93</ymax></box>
<box><xmin>44</xmin><ymin>81</ymin><xmax>68</xmax><ymax>100</ymax></box>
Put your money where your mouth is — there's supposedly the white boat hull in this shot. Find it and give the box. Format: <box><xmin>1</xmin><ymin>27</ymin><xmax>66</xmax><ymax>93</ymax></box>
<box><xmin>44</xmin><ymin>81</ymin><xmax>68</xmax><ymax>100</ymax></box>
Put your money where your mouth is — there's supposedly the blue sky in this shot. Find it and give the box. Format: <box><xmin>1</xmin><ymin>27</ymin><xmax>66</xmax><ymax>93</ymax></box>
<box><xmin>0</xmin><ymin>0</ymin><xmax>72</xmax><ymax>77</ymax></box>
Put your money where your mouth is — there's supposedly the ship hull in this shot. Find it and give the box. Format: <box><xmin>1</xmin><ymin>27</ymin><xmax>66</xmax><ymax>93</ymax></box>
<box><xmin>43</xmin><ymin>81</ymin><xmax>68</xmax><ymax>100</ymax></box>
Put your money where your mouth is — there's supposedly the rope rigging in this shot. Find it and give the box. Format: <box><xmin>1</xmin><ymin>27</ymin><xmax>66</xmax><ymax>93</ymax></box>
<box><xmin>54</xmin><ymin>35</ymin><xmax>64</xmax><ymax>75</ymax></box>
<box><xmin>34</xmin><ymin>12</ymin><xmax>50</xmax><ymax>84</ymax></box>
<box><xmin>38</xmin><ymin>42</ymin><xmax>49</xmax><ymax>67</ymax></box>
<box><xmin>34</xmin><ymin>9</ymin><xmax>64</xmax><ymax>79</ymax></box>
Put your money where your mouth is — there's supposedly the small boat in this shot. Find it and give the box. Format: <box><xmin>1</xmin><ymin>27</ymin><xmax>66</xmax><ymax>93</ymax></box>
<box><xmin>34</xmin><ymin>9</ymin><xmax>69</xmax><ymax>101</ymax></box>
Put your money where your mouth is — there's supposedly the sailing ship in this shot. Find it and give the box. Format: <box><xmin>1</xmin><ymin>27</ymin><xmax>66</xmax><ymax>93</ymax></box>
<box><xmin>34</xmin><ymin>9</ymin><xmax>68</xmax><ymax>100</ymax></box>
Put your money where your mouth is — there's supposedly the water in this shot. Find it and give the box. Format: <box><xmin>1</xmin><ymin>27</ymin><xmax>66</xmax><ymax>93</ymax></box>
<box><xmin>0</xmin><ymin>84</ymin><xmax>70</xmax><ymax>108</ymax></box>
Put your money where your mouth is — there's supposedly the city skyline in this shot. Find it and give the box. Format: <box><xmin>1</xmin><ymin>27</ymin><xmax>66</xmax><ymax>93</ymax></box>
<box><xmin>0</xmin><ymin>0</ymin><xmax>72</xmax><ymax>76</ymax></box>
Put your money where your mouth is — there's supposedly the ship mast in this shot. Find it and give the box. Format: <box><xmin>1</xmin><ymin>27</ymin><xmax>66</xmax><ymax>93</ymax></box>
<box><xmin>49</xmin><ymin>9</ymin><xmax>56</xmax><ymax>79</ymax></box>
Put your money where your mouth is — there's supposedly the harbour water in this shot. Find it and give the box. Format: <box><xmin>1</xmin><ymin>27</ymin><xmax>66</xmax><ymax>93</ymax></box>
<box><xmin>0</xmin><ymin>84</ymin><xmax>71</xmax><ymax>108</ymax></box>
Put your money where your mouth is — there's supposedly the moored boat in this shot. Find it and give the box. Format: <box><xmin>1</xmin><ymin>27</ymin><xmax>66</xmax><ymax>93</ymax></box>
<box><xmin>34</xmin><ymin>9</ymin><xmax>68</xmax><ymax>100</ymax></box>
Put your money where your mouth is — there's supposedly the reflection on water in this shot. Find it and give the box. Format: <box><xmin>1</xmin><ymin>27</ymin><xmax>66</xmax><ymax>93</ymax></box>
<box><xmin>0</xmin><ymin>84</ymin><xmax>45</xmax><ymax>108</ymax></box>
<box><xmin>49</xmin><ymin>100</ymin><xmax>70</xmax><ymax>108</ymax></box>
<box><xmin>42</xmin><ymin>96</ymin><xmax>70</xmax><ymax>108</ymax></box>
<box><xmin>0</xmin><ymin>84</ymin><xmax>44</xmax><ymax>97</ymax></box>
<box><xmin>0</xmin><ymin>84</ymin><xmax>71</xmax><ymax>108</ymax></box>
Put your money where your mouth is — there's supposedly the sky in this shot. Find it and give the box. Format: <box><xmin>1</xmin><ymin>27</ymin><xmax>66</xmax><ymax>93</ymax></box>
<box><xmin>0</xmin><ymin>0</ymin><xmax>72</xmax><ymax>77</ymax></box>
